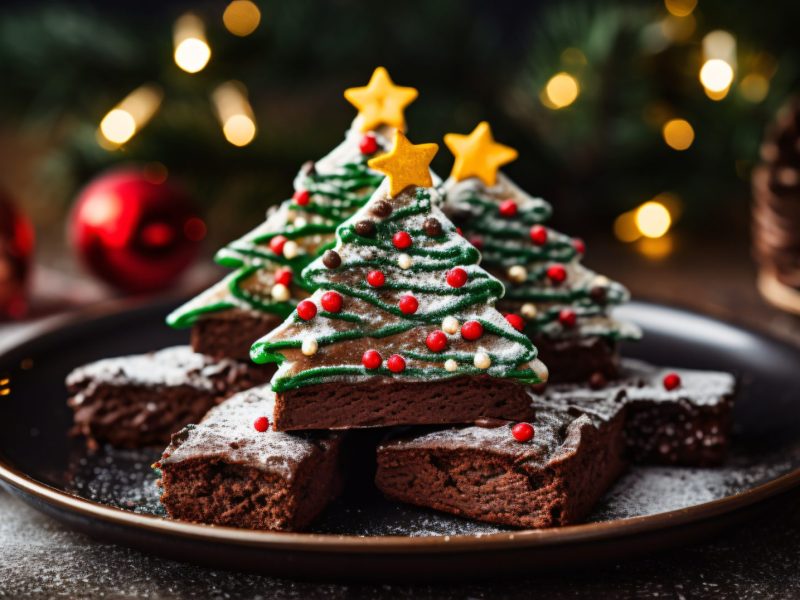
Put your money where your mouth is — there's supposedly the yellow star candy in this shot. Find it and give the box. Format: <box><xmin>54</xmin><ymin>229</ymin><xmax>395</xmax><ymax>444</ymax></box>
<box><xmin>344</xmin><ymin>67</ymin><xmax>418</xmax><ymax>132</ymax></box>
<box><xmin>368</xmin><ymin>131</ymin><xmax>438</xmax><ymax>197</ymax></box>
<box><xmin>444</xmin><ymin>121</ymin><xmax>518</xmax><ymax>186</ymax></box>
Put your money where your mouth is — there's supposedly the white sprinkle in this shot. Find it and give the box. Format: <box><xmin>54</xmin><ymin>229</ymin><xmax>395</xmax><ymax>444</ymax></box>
<box><xmin>283</xmin><ymin>241</ymin><xmax>300</xmax><ymax>259</ymax></box>
<box><xmin>474</xmin><ymin>352</ymin><xmax>491</xmax><ymax>369</ymax></box>
<box><xmin>301</xmin><ymin>337</ymin><xmax>318</xmax><ymax>356</ymax></box>
<box><xmin>521</xmin><ymin>302</ymin><xmax>537</xmax><ymax>318</ymax></box>
<box><xmin>271</xmin><ymin>283</ymin><xmax>291</xmax><ymax>302</ymax></box>
<box><xmin>441</xmin><ymin>316</ymin><xmax>460</xmax><ymax>334</ymax></box>
<box><xmin>293</xmin><ymin>217</ymin><xmax>308</xmax><ymax>228</ymax></box>
<box><xmin>444</xmin><ymin>359</ymin><xmax>458</xmax><ymax>372</ymax></box>
<box><xmin>530</xmin><ymin>358</ymin><xmax>549</xmax><ymax>382</ymax></box>
<box><xmin>397</xmin><ymin>253</ymin><xmax>413</xmax><ymax>269</ymax></box>
<box><xmin>507</xmin><ymin>265</ymin><xmax>527</xmax><ymax>283</ymax></box>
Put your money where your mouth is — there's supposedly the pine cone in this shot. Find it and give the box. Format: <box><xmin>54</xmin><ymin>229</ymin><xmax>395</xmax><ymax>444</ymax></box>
<box><xmin>753</xmin><ymin>97</ymin><xmax>800</xmax><ymax>313</ymax></box>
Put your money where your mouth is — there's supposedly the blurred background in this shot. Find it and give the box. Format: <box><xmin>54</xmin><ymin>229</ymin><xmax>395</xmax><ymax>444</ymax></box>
<box><xmin>1</xmin><ymin>0</ymin><xmax>799</xmax><ymax>327</ymax></box>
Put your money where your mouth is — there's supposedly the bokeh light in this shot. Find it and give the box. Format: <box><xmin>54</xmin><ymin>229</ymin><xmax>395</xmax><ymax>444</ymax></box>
<box><xmin>223</xmin><ymin>1</ymin><xmax>261</xmax><ymax>37</ymax></box>
<box><xmin>662</xmin><ymin>118</ymin><xmax>695</xmax><ymax>151</ymax></box>
<box><xmin>213</xmin><ymin>81</ymin><xmax>257</xmax><ymax>147</ymax></box>
<box><xmin>544</xmin><ymin>73</ymin><xmax>580</xmax><ymax>109</ymax></box>
<box><xmin>97</xmin><ymin>84</ymin><xmax>163</xmax><ymax>147</ymax></box>
<box><xmin>635</xmin><ymin>201</ymin><xmax>672</xmax><ymax>238</ymax></box>
<box><xmin>100</xmin><ymin>109</ymin><xmax>136</xmax><ymax>145</ymax></box>
<box><xmin>614</xmin><ymin>211</ymin><xmax>640</xmax><ymax>243</ymax></box>
<box><xmin>223</xmin><ymin>114</ymin><xmax>257</xmax><ymax>146</ymax></box>
<box><xmin>664</xmin><ymin>0</ymin><xmax>697</xmax><ymax>17</ymax></box>
<box><xmin>173</xmin><ymin>14</ymin><xmax>211</xmax><ymax>73</ymax></box>
<box><xmin>739</xmin><ymin>73</ymin><xmax>769</xmax><ymax>103</ymax></box>
<box><xmin>700</xmin><ymin>59</ymin><xmax>734</xmax><ymax>95</ymax></box>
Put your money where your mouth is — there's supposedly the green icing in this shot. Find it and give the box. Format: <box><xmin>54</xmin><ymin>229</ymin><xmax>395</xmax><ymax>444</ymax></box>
<box><xmin>251</xmin><ymin>187</ymin><xmax>540</xmax><ymax>391</ymax></box>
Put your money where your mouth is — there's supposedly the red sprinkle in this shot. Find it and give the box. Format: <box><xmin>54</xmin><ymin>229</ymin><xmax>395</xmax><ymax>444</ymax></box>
<box><xmin>426</xmin><ymin>330</ymin><xmax>448</xmax><ymax>353</ymax></box>
<box><xmin>296</xmin><ymin>300</ymin><xmax>317</xmax><ymax>321</ymax></box>
<box><xmin>511</xmin><ymin>422</ymin><xmax>534</xmax><ymax>442</ymax></box>
<box><xmin>504</xmin><ymin>313</ymin><xmax>525</xmax><ymax>332</ymax></box>
<box><xmin>398</xmin><ymin>294</ymin><xmax>419</xmax><ymax>315</ymax></box>
<box><xmin>663</xmin><ymin>372</ymin><xmax>681</xmax><ymax>391</ymax></box>
<box><xmin>546</xmin><ymin>264</ymin><xmax>567</xmax><ymax>284</ymax></box>
<box><xmin>269</xmin><ymin>235</ymin><xmax>288</xmax><ymax>255</ymax></box>
<box><xmin>274</xmin><ymin>267</ymin><xmax>293</xmax><ymax>286</ymax></box>
<box><xmin>392</xmin><ymin>231</ymin><xmax>413</xmax><ymax>249</ymax></box>
<box><xmin>293</xmin><ymin>189</ymin><xmax>310</xmax><ymax>206</ymax></box>
<box><xmin>573</xmin><ymin>238</ymin><xmax>586</xmax><ymax>254</ymax></box>
<box><xmin>499</xmin><ymin>199</ymin><xmax>518</xmax><ymax>217</ymax></box>
<box><xmin>367</xmin><ymin>270</ymin><xmax>385</xmax><ymax>287</ymax></box>
<box><xmin>529</xmin><ymin>225</ymin><xmax>548</xmax><ymax>245</ymax></box>
<box><xmin>320</xmin><ymin>291</ymin><xmax>343</xmax><ymax>313</ymax></box>
<box><xmin>456</xmin><ymin>227</ymin><xmax>463</xmax><ymax>236</ymax></box>
<box><xmin>558</xmin><ymin>308</ymin><xmax>577</xmax><ymax>328</ymax></box>
<box><xmin>387</xmin><ymin>354</ymin><xmax>406</xmax><ymax>373</ymax></box>
<box><xmin>359</xmin><ymin>133</ymin><xmax>379</xmax><ymax>155</ymax></box>
<box><xmin>468</xmin><ymin>235</ymin><xmax>483</xmax><ymax>250</ymax></box>
<box><xmin>362</xmin><ymin>349</ymin><xmax>382</xmax><ymax>370</ymax></box>
<box><xmin>461</xmin><ymin>320</ymin><xmax>484</xmax><ymax>341</ymax></box>
<box><xmin>253</xmin><ymin>416</ymin><xmax>270</xmax><ymax>432</ymax></box>
<box><xmin>446</xmin><ymin>267</ymin><xmax>468</xmax><ymax>288</ymax></box>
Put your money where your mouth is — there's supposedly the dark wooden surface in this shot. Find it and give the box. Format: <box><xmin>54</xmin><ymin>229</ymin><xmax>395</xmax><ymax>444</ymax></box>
<box><xmin>2</xmin><ymin>238</ymin><xmax>800</xmax><ymax>598</ymax></box>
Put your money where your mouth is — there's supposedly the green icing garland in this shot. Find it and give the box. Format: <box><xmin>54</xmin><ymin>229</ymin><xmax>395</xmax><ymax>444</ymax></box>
<box><xmin>251</xmin><ymin>188</ymin><xmax>541</xmax><ymax>392</ymax></box>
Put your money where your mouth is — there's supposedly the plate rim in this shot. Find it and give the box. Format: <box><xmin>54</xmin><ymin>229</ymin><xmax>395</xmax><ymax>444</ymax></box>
<box><xmin>1</xmin><ymin>298</ymin><xmax>800</xmax><ymax>554</ymax></box>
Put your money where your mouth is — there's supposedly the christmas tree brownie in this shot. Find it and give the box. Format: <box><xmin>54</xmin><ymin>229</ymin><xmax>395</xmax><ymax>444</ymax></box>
<box><xmin>250</xmin><ymin>131</ymin><xmax>548</xmax><ymax>431</ymax></box>
<box><xmin>441</xmin><ymin>122</ymin><xmax>640</xmax><ymax>383</ymax></box>
<box><xmin>167</xmin><ymin>67</ymin><xmax>415</xmax><ymax>360</ymax></box>
<box><xmin>376</xmin><ymin>360</ymin><xmax>734</xmax><ymax>528</ymax></box>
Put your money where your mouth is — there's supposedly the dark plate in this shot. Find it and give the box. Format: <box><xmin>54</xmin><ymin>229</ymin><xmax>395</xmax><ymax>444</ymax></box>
<box><xmin>0</xmin><ymin>299</ymin><xmax>799</xmax><ymax>581</ymax></box>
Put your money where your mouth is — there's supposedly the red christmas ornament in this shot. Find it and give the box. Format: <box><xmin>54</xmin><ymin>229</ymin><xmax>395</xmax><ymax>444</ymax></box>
<box><xmin>0</xmin><ymin>191</ymin><xmax>34</xmax><ymax>320</ymax></box>
<box><xmin>367</xmin><ymin>270</ymin><xmax>385</xmax><ymax>287</ymax></box>
<box><xmin>504</xmin><ymin>313</ymin><xmax>525</xmax><ymax>332</ymax></box>
<box><xmin>387</xmin><ymin>354</ymin><xmax>406</xmax><ymax>373</ymax></box>
<box><xmin>320</xmin><ymin>291</ymin><xmax>343</xmax><ymax>313</ymax></box>
<box><xmin>529</xmin><ymin>225</ymin><xmax>548</xmax><ymax>245</ymax></box>
<box><xmin>362</xmin><ymin>349</ymin><xmax>382</xmax><ymax>369</ymax></box>
<box><xmin>499</xmin><ymin>199</ymin><xmax>518</xmax><ymax>217</ymax></box>
<box><xmin>511</xmin><ymin>422</ymin><xmax>534</xmax><ymax>442</ymax></box>
<box><xmin>359</xmin><ymin>134</ymin><xmax>379</xmax><ymax>155</ymax></box>
<box><xmin>573</xmin><ymin>238</ymin><xmax>586</xmax><ymax>254</ymax></box>
<box><xmin>392</xmin><ymin>231</ymin><xmax>412</xmax><ymax>249</ymax></box>
<box><xmin>446</xmin><ymin>267</ymin><xmax>468</xmax><ymax>288</ymax></box>
<box><xmin>274</xmin><ymin>267</ymin><xmax>293</xmax><ymax>286</ymax></box>
<box><xmin>663</xmin><ymin>372</ymin><xmax>681</xmax><ymax>391</ymax></box>
<box><xmin>69</xmin><ymin>167</ymin><xmax>202</xmax><ymax>294</ymax></box>
<box><xmin>426</xmin><ymin>330</ymin><xmax>448</xmax><ymax>353</ymax></box>
<box><xmin>297</xmin><ymin>300</ymin><xmax>317</xmax><ymax>321</ymax></box>
<box><xmin>253</xmin><ymin>416</ymin><xmax>270</xmax><ymax>432</ymax></box>
<box><xmin>293</xmin><ymin>189</ymin><xmax>310</xmax><ymax>206</ymax></box>
<box><xmin>398</xmin><ymin>294</ymin><xmax>419</xmax><ymax>314</ymax></box>
<box><xmin>558</xmin><ymin>308</ymin><xmax>577</xmax><ymax>328</ymax></box>
<box><xmin>461</xmin><ymin>320</ymin><xmax>484</xmax><ymax>341</ymax></box>
<box><xmin>269</xmin><ymin>235</ymin><xmax>288</xmax><ymax>255</ymax></box>
<box><xmin>546</xmin><ymin>264</ymin><xmax>567</xmax><ymax>284</ymax></box>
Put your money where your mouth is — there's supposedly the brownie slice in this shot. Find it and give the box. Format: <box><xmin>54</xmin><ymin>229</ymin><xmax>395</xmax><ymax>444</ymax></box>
<box><xmin>67</xmin><ymin>346</ymin><xmax>273</xmax><ymax>449</ymax></box>
<box><xmin>273</xmin><ymin>375</ymin><xmax>535</xmax><ymax>431</ymax></box>
<box><xmin>531</xmin><ymin>334</ymin><xmax>619</xmax><ymax>384</ymax></box>
<box><xmin>157</xmin><ymin>386</ymin><xmax>342</xmax><ymax>531</ymax></box>
<box><xmin>191</xmin><ymin>311</ymin><xmax>283</xmax><ymax>361</ymax></box>
<box><xmin>375</xmin><ymin>406</ymin><xmax>627</xmax><ymax>529</ymax></box>
<box><xmin>540</xmin><ymin>359</ymin><xmax>736</xmax><ymax>465</ymax></box>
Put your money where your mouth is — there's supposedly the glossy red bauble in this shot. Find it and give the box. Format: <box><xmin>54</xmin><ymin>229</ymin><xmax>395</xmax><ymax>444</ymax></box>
<box><xmin>359</xmin><ymin>134</ymin><xmax>379</xmax><ymax>155</ymax></box>
<box><xmin>0</xmin><ymin>191</ymin><xmax>34</xmax><ymax>320</ymax></box>
<box><xmin>504</xmin><ymin>313</ymin><xmax>525</xmax><ymax>332</ymax></box>
<box><xmin>274</xmin><ymin>267</ymin><xmax>293</xmax><ymax>286</ymax></box>
<box><xmin>461</xmin><ymin>320</ymin><xmax>484</xmax><ymax>341</ymax></box>
<box><xmin>663</xmin><ymin>372</ymin><xmax>681</xmax><ymax>391</ymax></box>
<box><xmin>426</xmin><ymin>330</ymin><xmax>448</xmax><ymax>353</ymax></box>
<box><xmin>293</xmin><ymin>189</ymin><xmax>310</xmax><ymax>206</ymax></box>
<box><xmin>529</xmin><ymin>225</ymin><xmax>548</xmax><ymax>245</ymax></box>
<box><xmin>367</xmin><ymin>270</ymin><xmax>385</xmax><ymax>287</ymax></box>
<box><xmin>69</xmin><ymin>168</ymin><xmax>202</xmax><ymax>294</ymax></box>
<box><xmin>362</xmin><ymin>349</ymin><xmax>382</xmax><ymax>370</ymax></box>
<box><xmin>398</xmin><ymin>294</ymin><xmax>418</xmax><ymax>315</ymax></box>
<box><xmin>392</xmin><ymin>231</ymin><xmax>412</xmax><ymax>250</ymax></box>
<box><xmin>446</xmin><ymin>267</ymin><xmax>468</xmax><ymax>288</ymax></box>
<box><xmin>296</xmin><ymin>300</ymin><xmax>317</xmax><ymax>321</ymax></box>
<box><xmin>511</xmin><ymin>422</ymin><xmax>534</xmax><ymax>442</ymax></box>
<box><xmin>387</xmin><ymin>354</ymin><xmax>406</xmax><ymax>373</ymax></box>
<box><xmin>320</xmin><ymin>291</ymin><xmax>343</xmax><ymax>313</ymax></box>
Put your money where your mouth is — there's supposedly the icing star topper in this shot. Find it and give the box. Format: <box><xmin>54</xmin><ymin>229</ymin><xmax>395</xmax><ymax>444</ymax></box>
<box><xmin>344</xmin><ymin>67</ymin><xmax>418</xmax><ymax>133</ymax></box>
<box><xmin>444</xmin><ymin>121</ymin><xmax>518</xmax><ymax>186</ymax></box>
<box><xmin>368</xmin><ymin>131</ymin><xmax>438</xmax><ymax>197</ymax></box>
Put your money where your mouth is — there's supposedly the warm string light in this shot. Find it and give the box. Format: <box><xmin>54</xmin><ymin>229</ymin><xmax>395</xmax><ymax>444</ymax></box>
<box><xmin>174</xmin><ymin>13</ymin><xmax>211</xmax><ymax>74</ymax></box>
<box><xmin>223</xmin><ymin>0</ymin><xmax>261</xmax><ymax>37</ymax></box>
<box><xmin>212</xmin><ymin>81</ymin><xmax>257</xmax><ymax>146</ymax></box>
<box><xmin>662</xmin><ymin>118</ymin><xmax>695</xmax><ymax>151</ymax></box>
<box><xmin>699</xmin><ymin>31</ymin><xmax>736</xmax><ymax>100</ymax></box>
<box><xmin>98</xmin><ymin>84</ymin><xmax>163</xmax><ymax>148</ymax></box>
<box><xmin>615</xmin><ymin>195</ymin><xmax>680</xmax><ymax>260</ymax></box>
<box><xmin>664</xmin><ymin>0</ymin><xmax>697</xmax><ymax>17</ymax></box>
<box><xmin>541</xmin><ymin>72</ymin><xmax>580</xmax><ymax>109</ymax></box>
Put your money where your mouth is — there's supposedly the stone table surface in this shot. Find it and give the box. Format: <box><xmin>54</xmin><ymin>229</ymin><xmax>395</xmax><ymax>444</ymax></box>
<box><xmin>2</xmin><ymin>239</ymin><xmax>800</xmax><ymax>599</ymax></box>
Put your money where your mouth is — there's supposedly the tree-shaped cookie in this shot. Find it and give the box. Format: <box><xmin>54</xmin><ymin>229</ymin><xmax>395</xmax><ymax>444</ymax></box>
<box><xmin>167</xmin><ymin>68</ymin><xmax>415</xmax><ymax>360</ymax></box>
<box><xmin>442</xmin><ymin>122</ymin><xmax>639</xmax><ymax>383</ymax></box>
<box><xmin>250</xmin><ymin>131</ymin><xmax>548</xmax><ymax>431</ymax></box>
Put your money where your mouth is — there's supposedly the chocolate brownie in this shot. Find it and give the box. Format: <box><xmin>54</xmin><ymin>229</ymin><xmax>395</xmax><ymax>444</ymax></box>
<box><xmin>272</xmin><ymin>375</ymin><xmax>536</xmax><ymax>431</ymax></box>
<box><xmin>157</xmin><ymin>386</ymin><xmax>342</xmax><ymax>531</ymax></box>
<box><xmin>540</xmin><ymin>359</ymin><xmax>736</xmax><ymax>465</ymax></box>
<box><xmin>67</xmin><ymin>346</ymin><xmax>273</xmax><ymax>449</ymax></box>
<box><xmin>190</xmin><ymin>312</ymin><xmax>283</xmax><ymax>361</ymax></box>
<box><xmin>376</xmin><ymin>406</ymin><xmax>627</xmax><ymax>529</ymax></box>
<box><xmin>531</xmin><ymin>334</ymin><xmax>619</xmax><ymax>384</ymax></box>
